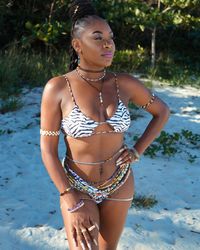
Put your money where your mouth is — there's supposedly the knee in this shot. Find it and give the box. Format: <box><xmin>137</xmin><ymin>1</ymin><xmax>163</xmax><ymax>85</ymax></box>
<box><xmin>99</xmin><ymin>236</ymin><xmax>118</xmax><ymax>250</ymax></box>
<box><xmin>98</xmin><ymin>243</ymin><xmax>118</xmax><ymax>250</ymax></box>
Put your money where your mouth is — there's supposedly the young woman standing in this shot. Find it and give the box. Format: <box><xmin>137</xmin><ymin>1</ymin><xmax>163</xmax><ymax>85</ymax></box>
<box><xmin>40</xmin><ymin>1</ymin><xmax>170</xmax><ymax>249</ymax></box>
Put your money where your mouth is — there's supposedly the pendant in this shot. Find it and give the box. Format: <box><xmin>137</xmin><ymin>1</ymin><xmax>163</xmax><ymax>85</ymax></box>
<box><xmin>99</xmin><ymin>92</ymin><xmax>103</xmax><ymax>105</ymax></box>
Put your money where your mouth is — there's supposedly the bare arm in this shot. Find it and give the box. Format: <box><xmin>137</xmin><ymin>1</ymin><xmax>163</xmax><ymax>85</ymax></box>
<box><xmin>40</xmin><ymin>77</ymin><xmax>79</xmax><ymax>206</ymax></box>
<box><xmin>120</xmin><ymin>74</ymin><xmax>170</xmax><ymax>155</ymax></box>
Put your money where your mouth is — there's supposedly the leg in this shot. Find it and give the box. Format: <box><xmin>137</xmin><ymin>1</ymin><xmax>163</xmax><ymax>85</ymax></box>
<box><xmin>98</xmin><ymin>171</ymin><xmax>134</xmax><ymax>250</ymax></box>
<box><xmin>60</xmin><ymin>192</ymin><xmax>100</xmax><ymax>250</ymax></box>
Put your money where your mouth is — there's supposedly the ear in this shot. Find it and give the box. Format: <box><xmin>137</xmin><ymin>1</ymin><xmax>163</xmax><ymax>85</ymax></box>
<box><xmin>72</xmin><ymin>38</ymin><xmax>81</xmax><ymax>54</ymax></box>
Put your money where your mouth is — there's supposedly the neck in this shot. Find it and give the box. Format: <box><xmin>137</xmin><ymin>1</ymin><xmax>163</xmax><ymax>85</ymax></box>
<box><xmin>76</xmin><ymin>64</ymin><xmax>106</xmax><ymax>82</ymax></box>
<box><xmin>76</xmin><ymin>69</ymin><xmax>106</xmax><ymax>84</ymax></box>
<box><xmin>78</xmin><ymin>65</ymin><xmax>104</xmax><ymax>73</ymax></box>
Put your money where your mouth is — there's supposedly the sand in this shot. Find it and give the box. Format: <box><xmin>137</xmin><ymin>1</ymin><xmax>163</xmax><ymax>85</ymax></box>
<box><xmin>0</xmin><ymin>82</ymin><xmax>200</xmax><ymax>250</ymax></box>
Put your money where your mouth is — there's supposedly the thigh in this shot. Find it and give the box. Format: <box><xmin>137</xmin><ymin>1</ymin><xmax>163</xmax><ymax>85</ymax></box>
<box><xmin>60</xmin><ymin>192</ymin><xmax>100</xmax><ymax>250</ymax></box>
<box><xmin>98</xmin><ymin>171</ymin><xmax>134</xmax><ymax>250</ymax></box>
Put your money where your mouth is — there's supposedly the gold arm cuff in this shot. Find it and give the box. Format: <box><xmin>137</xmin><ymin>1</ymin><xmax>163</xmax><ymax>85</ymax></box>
<box><xmin>140</xmin><ymin>93</ymin><xmax>155</xmax><ymax>109</ymax></box>
<box><xmin>40</xmin><ymin>129</ymin><xmax>60</xmax><ymax>136</ymax></box>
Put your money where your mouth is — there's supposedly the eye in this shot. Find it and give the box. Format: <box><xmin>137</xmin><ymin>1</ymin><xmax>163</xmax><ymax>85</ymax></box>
<box><xmin>94</xmin><ymin>37</ymin><xmax>102</xmax><ymax>40</ymax></box>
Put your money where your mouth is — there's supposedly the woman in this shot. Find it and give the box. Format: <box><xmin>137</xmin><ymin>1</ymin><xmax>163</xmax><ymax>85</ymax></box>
<box><xmin>40</xmin><ymin>1</ymin><xmax>170</xmax><ymax>249</ymax></box>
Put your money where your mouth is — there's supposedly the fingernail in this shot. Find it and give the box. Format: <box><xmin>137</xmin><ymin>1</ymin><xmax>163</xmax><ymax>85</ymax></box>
<box><xmin>117</xmin><ymin>158</ymin><xmax>122</xmax><ymax>162</ymax></box>
<box><xmin>117</xmin><ymin>161</ymin><xmax>123</xmax><ymax>166</ymax></box>
<box><xmin>93</xmin><ymin>238</ymin><xmax>98</xmax><ymax>246</ymax></box>
<box><xmin>80</xmin><ymin>242</ymin><xmax>86</xmax><ymax>250</ymax></box>
<box><xmin>87</xmin><ymin>243</ymin><xmax>92</xmax><ymax>250</ymax></box>
<box><xmin>95</xmin><ymin>222</ymin><xmax>99</xmax><ymax>231</ymax></box>
<box><xmin>72</xmin><ymin>238</ymin><xmax>76</xmax><ymax>246</ymax></box>
<box><xmin>116</xmin><ymin>160</ymin><xmax>122</xmax><ymax>165</ymax></box>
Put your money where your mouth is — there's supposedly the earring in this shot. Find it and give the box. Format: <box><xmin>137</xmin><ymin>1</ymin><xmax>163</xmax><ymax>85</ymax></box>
<box><xmin>77</xmin><ymin>55</ymin><xmax>80</xmax><ymax>64</ymax></box>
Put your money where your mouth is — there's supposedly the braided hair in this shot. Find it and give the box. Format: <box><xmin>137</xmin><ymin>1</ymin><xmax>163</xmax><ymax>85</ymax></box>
<box><xmin>68</xmin><ymin>0</ymin><xmax>103</xmax><ymax>71</ymax></box>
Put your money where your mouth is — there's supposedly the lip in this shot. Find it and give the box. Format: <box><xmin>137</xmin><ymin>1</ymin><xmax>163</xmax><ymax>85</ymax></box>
<box><xmin>101</xmin><ymin>52</ymin><xmax>113</xmax><ymax>58</ymax></box>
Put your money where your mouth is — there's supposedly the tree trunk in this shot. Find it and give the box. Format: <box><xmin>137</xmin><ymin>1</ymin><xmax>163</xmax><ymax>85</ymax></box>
<box><xmin>151</xmin><ymin>27</ymin><xmax>156</xmax><ymax>68</ymax></box>
<box><xmin>151</xmin><ymin>0</ymin><xmax>160</xmax><ymax>68</ymax></box>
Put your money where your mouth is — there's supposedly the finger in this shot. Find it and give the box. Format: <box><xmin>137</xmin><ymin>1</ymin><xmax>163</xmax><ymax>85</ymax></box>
<box><xmin>118</xmin><ymin>145</ymin><xmax>126</xmax><ymax>154</ymax></box>
<box><xmin>81</xmin><ymin>227</ymin><xmax>92</xmax><ymax>250</ymax></box>
<box><xmin>118</xmin><ymin>154</ymin><xmax>133</xmax><ymax>166</ymax></box>
<box><xmin>71</xmin><ymin>227</ymin><xmax>78</xmax><ymax>247</ymax></box>
<box><xmin>116</xmin><ymin>150</ymin><xmax>130</xmax><ymax>165</ymax></box>
<box><xmin>88</xmin><ymin>220</ymin><xmax>99</xmax><ymax>246</ymax></box>
<box><xmin>76</xmin><ymin>228</ymin><xmax>87</xmax><ymax>250</ymax></box>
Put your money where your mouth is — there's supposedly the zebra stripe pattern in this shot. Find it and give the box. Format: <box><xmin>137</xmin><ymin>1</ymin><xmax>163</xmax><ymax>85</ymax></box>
<box><xmin>61</xmin><ymin>99</ymin><xmax>131</xmax><ymax>138</ymax></box>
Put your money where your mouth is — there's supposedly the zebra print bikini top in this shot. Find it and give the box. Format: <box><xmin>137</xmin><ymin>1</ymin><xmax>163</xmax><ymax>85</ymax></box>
<box><xmin>61</xmin><ymin>73</ymin><xmax>131</xmax><ymax>138</ymax></box>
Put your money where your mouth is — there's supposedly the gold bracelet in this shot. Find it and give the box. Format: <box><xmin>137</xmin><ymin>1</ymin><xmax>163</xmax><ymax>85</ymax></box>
<box><xmin>130</xmin><ymin>147</ymin><xmax>140</xmax><ymax>161</ymax></box>
<box><xmin>140</xmin><ymin>93</ymin><xmax>155</xmax><ymax>109</ymax></box>
<box><xmin>40</xmin><ymin>129</ymin><xmax>60</xmax><ymax>136</ymax></box>
<box><xmin>60</xmin><ymin>187</ymin><xmax>73</xmax><ymax>196</ymax></box>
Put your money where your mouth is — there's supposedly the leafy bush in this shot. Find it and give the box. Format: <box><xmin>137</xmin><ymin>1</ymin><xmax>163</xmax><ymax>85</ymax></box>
<box><xmin>131</xmin><ymin>194</ymin><xmax>158</xmax><ymax>209</ymax></box>
<box><xmin>134</xmin><ymin>130</ymin><xmax>200</xmax><ymax>162</ymax></box>
<box><xmin>112</xmin><ymin>46</ymin><xmax>148</xmax><ymax>72</ymax></box>
<box><xmin>147</xmin><ymin>53</ymin><xmax>200</xmax><ymax>87</ymax></box>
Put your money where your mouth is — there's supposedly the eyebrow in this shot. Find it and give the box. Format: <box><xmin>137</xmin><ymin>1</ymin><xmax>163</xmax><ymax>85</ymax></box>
<box><xmin>92</xmin><ymin>31</ymin><xmax>113</xmax><ymax>35</ymax></box>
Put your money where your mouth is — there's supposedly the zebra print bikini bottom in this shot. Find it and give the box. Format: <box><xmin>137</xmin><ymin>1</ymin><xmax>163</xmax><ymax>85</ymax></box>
<box><xmin>61</xmin><ymin>157</ymin><xmax>133</xmax><ymax>204</ymax></box>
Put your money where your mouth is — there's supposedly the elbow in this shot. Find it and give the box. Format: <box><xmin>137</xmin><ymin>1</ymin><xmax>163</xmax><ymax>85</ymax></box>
<box><xmin>40</xmin><ymin>144</ymin><xmax>58</xmax><ymax>163</ymax></box>
<box><xmin>153</xmin><ymin>102</ymin><xmax>170</xmax><ymax>122</ymax></box>
<box><xmin>161</xmin><ymin>103</ymin><xmax>170</xmax><ymax>121</ymax></box>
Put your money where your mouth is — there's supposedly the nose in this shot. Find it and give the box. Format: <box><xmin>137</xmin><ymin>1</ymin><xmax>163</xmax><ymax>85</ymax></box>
<box><xmin>103</xmin><ymin>40</ymin><xmax>113</xmax><ymax>49</ymax></box>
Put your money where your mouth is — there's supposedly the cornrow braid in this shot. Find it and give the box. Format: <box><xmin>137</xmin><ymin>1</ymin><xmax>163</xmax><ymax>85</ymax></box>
<box><xmin>69</xmin><ymin>0</ymin><xmax>96</xmax><ymax>24</ymax></box>
<box><xmin>69</xmin><ymin>44</ymin><xmax>78</xmax><ymax>71</ymax></box>
<box><xmin>68</xmin><ymin>0</ymin><xmax>102</xmax><ymax>71</ymax></box>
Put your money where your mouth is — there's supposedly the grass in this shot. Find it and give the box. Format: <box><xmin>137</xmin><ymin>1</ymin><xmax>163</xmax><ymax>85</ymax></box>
<box><xmin>131</xmin><ymin>194</ymin><xmax>158</xmax><ymax>209</ymax></box>
<box><xmin>0</xmin><ymin>129</ymin><xmax>16</xmax><ymax>135</ymax></box>
<box><xmin>0</xmin><ymin>97</ymin><xmax>23</xmax><ymax>114</ymax></box>
<box><xmin>0</xmin><ymin>46</ymin><xmax>199</xmax><ymax>114</ymax></box>
<box><xmin>0</xmin><ymin>46</ymin><xmax>68</xmax><ymax>100</ymax></box>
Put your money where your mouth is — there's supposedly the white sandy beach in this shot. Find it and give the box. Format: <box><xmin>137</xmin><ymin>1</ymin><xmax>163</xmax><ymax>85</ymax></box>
<box><xmin>0</xmin><ymin>81</ymin><xmax>200</xmax><ymax>250</ymax></box>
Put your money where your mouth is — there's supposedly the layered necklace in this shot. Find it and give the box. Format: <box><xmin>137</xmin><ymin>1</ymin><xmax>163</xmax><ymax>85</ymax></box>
<box><xmin>76</xmin><ymin>65</ymin><xmax>107</xmax><ymax>177</ymax></box>
<box><xmin>76</xmin><ymin>65</ymin><xmax>106</xmax><ymax>106</ymax></box>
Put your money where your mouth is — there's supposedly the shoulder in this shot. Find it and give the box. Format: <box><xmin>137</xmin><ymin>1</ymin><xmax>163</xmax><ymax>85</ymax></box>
<box><xmin>44</xmin><ymin>75</ymin><xmax>66</xmax><ymax>93</ymax></box>
<box><xmin>115</xmin><ymin>72</ymin><xmax>142</xmax><ymax>87</ymax></box>
<box><xmin>113</xmin><ymin>72</ymin><xmax>146</xmax><ymax>97</ymax></box>
<box><xmin>42</xmin><ymin>73</ymin><xmax>71</xmax><ymax>101</ymax></box>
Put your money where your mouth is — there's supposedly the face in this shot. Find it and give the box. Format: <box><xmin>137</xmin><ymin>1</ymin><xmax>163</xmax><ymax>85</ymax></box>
<box><xmin>72</xmin><ymin>18</ymin><xmax>115</xmax><ymax>68</ymax></box>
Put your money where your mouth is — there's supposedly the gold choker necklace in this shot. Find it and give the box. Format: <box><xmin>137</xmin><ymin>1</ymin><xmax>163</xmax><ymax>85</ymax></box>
<box><xmin>76</xmin><ymin>67</ymin><xmax>106</xmax><ymax>82</ymax></box>
<box><xmin>78</xmin><ymin>65</ymin><xmax>105</xmax><ymax>73</ymax></box>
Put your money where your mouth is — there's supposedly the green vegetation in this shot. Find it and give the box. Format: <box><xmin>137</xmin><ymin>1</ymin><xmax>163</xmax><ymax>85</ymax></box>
<box><xmin>0</xmin><ymin>47</ymin><xmax>68</xmax><ymax>99</ymax></box>
<box><xmin>0</xmin><ymin>0</ymin><xmax>200</xmax><ymax>110</ymax></box>
<box><xmin>0</xmin><ymin>97</ymin><xmax>23</xmax><ymax>114</ymax></box>
<box><xmin>131</xmin><ymin>194</ymin><xmax>158</xmax><ymax>209</ymax></box>
<box><xmin>133</xmin><ymin>130</ymin><xmax>200</xmax><ymax>162</ymax></box>
<box><xmin>0</xmin><ymin>129</ymin><xmax>16</xmax><ymax>135</ymax></box>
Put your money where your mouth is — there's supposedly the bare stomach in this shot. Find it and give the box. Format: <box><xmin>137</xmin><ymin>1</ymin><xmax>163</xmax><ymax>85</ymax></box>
<box><xmin>64</xmin><ymin>133</ymin><xmax>125</xmax><ymax>183</ymax></box>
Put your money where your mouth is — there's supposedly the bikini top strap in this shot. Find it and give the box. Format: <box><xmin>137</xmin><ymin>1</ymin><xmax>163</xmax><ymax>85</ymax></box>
<box><xmin>113</xmin><ymin>72</ymin><xmax>120</xmax><ymax>100</ymax></box>
<box><xmin>63</xmin><ymin>74</ymin><xmax>76</xmax><ymax>105</ymax></box>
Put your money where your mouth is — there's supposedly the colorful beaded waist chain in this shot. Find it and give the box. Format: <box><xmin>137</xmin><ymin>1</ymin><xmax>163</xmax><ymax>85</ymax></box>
<box><xmin>62</xmin><ymin>160</ymin><xmax>131</xmax><ymax>203</ymax></box>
